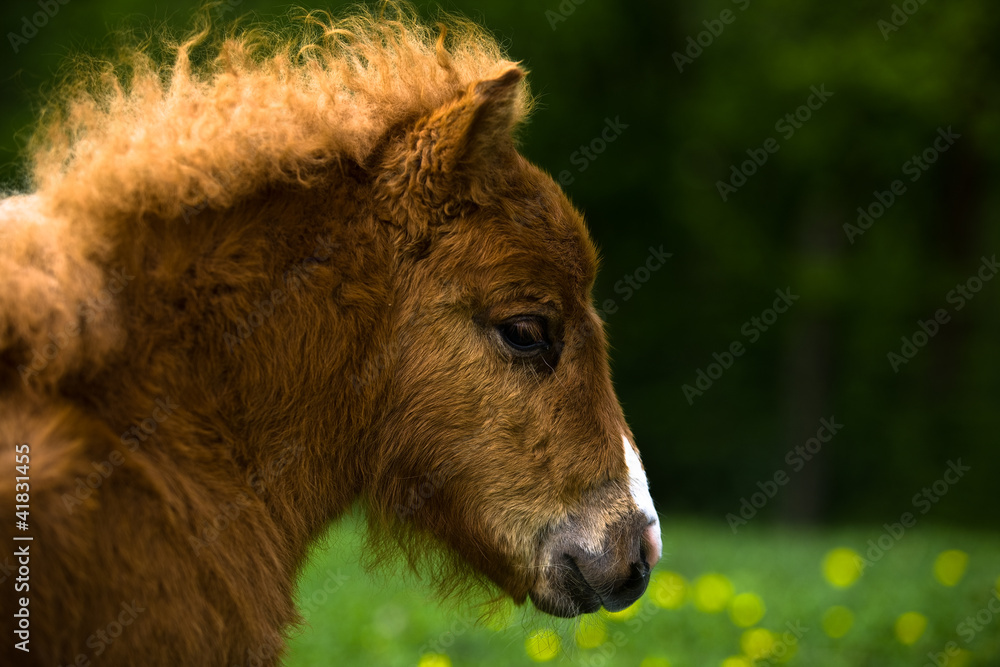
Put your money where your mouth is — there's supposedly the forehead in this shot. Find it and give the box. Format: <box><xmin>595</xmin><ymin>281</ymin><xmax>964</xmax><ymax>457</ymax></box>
<box><xmin>441</xmin><ymin>162</ymin><xmax>598</xmax><ymax>310</ymax></box>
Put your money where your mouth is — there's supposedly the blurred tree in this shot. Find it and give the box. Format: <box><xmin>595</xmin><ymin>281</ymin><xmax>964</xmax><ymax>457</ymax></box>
<box><xmin>0</xmin><ymin>0</ymin><xmax>996</xmax><ymax>527</ymax></box>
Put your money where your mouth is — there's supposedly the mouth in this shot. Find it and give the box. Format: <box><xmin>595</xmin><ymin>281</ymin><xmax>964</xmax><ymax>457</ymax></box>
<box><xmin>529</xmin><ymin>552</ymin><xmax>651</xmax><ymax>618</ymax></box>
<box><xmin>560</xmin><ymin>554</ymin><xmax>604</xmax><ymax>615</ymax></box>
<box><xmin>524</xmin><ymin>483</ymin><xmax>659</xmax><ymax>618</ymax></box>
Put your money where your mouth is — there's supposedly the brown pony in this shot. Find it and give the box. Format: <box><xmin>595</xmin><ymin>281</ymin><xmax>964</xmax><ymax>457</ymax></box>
<box><xmin>0</xmin><ymin>4</ymin><xmax>660</xmax><ymax>665</ymax></box>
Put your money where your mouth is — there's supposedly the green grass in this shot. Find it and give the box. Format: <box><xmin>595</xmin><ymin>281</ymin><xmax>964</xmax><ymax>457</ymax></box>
<box><xmin>286</xmin><ymin>513</ymin><xmax>1000</xmax><ymax>667</ymax></box>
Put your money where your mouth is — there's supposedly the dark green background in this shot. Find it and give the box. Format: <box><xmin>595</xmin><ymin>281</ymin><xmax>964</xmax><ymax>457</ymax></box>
<box><xmin>2</xmin><ymin>0</ymin><xmax>996</xmax><ymax>529</ymax></box>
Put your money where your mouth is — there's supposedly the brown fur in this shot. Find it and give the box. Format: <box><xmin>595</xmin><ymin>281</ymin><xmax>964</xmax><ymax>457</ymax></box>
<box><xmin>0</xmin><ymin>4</ymin><xmax>655</xmax><ymax>665</ymax></box>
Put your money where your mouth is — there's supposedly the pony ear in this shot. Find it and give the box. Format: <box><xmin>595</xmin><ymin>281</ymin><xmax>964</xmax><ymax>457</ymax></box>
<box><xmin>379</xmin><ymin>67</ymin><xmax>526</xmax><ymax>212</ymax></box>
<box><xmin>414</xmin><ymin>67</ymin><xmax>524</xmax><ymax>176</ymax></box>
<box><xmin>426</xmin><ymin>67</ymin><xmax>524</xmax><ymax>174</ymax></box>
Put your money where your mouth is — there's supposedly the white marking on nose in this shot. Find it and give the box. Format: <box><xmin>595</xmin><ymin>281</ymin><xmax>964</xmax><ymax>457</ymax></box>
<box><xmin>624</xmin><ymin>435</ymin><xmax>662</xmax><ymax>568</ymax></box>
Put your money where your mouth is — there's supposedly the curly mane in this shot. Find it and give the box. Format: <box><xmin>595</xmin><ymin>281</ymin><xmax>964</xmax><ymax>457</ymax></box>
<box><xmin>27</xmin><ymin>2</ymin><xmax>530</xmax><ymax>223</ymax></box>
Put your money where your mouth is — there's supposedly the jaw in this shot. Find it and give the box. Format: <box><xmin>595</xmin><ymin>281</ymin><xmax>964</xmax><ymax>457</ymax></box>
<box><xmin>529</xmin><ymin>591</ymin><xmax>594</xmax><ymax>619</ymax></box>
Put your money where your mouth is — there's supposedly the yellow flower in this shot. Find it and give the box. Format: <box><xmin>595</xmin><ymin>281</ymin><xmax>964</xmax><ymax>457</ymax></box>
<box><xmin>933</xmin><ymin>550</ymin><xmax>969</xmax><ymax>587</ymax></box>
<box><xmin>417</xmin><ymin>654</ymin><xmax>451</xmax><ymax>667</ymax></box>
<box><xmin>575</xmin><ymin>617</ymin><xmax>607</xmax><ymax>649</ymax></box>
<box><xmin>729</xmin><ymin>592</ymin><xmax>766</xmax><ymax>628</ymax></box>
<box><xmin>603</xmin><ymin>599</ymin><xmax>642</xmax><ymax>621</ymax></box>
<box><xmin>822</xmin><ymin>606</ymin><xmax>854</xmax><ymax>639</ymax></box>
<box><xmin>649</xmin><ymin>571</ymin><xmax>687</xmax><ymax>609</ymax></box>
<box><xmin>740</xmin><ymin>628</ymin><xmax>775</xmax><ymax>660</ymax></box>
<box><xmin>640</xmin><ymin>656</ymin><xmax>672</xmax><ymax>667</ymax></box>
<box><xmin>482</xmin><ymin>598</ymin><xmax>514</xmax><ymax>632</ymax></box>
<box><xmin>693</xmin><ymin>573</ymin><xmax>734</xmax><ymax>613</ymax></box>
<box><xmin>895</xmin><ymin>612</ymin><xmax>928</xmax><ymax>645</ymax></box>
<box><xmin>948</xmin><ymin>649</ymin><xmax>973</xmax><ymax>667</ymax></box>
<box><xmin>822</xmin><ymin>547</ymin><xmax>863</xmax><ymax>588</ymax></box>
<box><xmin>525</xmin><ymin>628</ymin><xmax>561</xmax><ymax>661</ymax></box>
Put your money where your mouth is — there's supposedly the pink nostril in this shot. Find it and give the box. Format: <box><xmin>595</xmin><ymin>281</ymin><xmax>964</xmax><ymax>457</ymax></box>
<box><xmin>643</xmin><ymin>521</ymin><xmax>662</xmax><ymax>570</ymax></box>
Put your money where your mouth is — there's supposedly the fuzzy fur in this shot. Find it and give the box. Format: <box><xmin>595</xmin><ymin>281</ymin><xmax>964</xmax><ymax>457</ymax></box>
<box><xmin>0</xmin><ymin>4</ymin><xmax>653</xmax><ymax>665</ymax></box>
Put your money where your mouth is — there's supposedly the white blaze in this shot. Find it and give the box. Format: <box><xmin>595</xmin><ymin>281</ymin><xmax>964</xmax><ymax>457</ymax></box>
<box><xmin>624</xmin><ymin>435</ymin><xmax>662</xmax><ymax>567</ymax></box>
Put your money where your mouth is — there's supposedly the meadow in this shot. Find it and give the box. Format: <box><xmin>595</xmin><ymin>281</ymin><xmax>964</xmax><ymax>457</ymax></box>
<box><xmin>287</xmin><ymin>513</ymin><xmax>1000</xmax><ymax>667</ymax></box>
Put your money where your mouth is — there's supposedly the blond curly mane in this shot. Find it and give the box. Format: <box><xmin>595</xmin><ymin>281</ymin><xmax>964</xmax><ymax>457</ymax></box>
<box><xmin>27</xmin><ymin>2</ymin><xmax>529</xmax><ymax>223</ymax></box>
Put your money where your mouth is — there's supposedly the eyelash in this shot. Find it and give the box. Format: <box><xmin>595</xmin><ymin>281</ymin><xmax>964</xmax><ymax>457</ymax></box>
<box><xmin>497</xmin><ymin>316</ymin><xmax>550</xmax><ymax>355</ymax></box>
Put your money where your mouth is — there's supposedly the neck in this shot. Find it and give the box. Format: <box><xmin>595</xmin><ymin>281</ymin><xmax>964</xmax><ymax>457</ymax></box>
<box><xmin>105</xmin><ymin>174</ymin><xmax>399</xmax><ymax>561</ymax></box>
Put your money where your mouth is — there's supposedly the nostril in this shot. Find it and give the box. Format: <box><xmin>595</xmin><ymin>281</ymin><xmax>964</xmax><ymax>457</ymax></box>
<box><xmin>643</xmin><ymin>521</ymin><xmax>662</xmax><ymax>569</ymax></box>
<box><xmin>626</xmin><ymin>560</ymin><xmax>650</xmax><ymax>592</ymax></box>
<box><xmin>600</xmin><ymin>560</ymin><xmax>649</xmax><ymax>612</ymax></box>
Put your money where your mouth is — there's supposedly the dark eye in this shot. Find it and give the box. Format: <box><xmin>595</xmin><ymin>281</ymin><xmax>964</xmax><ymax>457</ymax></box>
<box><xmin>498</xmin><ymin>316</ymin><xmax>550</xmax><ymax>354</ymax></box>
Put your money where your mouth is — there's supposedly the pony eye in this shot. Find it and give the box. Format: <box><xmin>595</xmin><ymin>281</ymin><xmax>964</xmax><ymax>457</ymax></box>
<box><xmin>498</xmin><ymin>317</ymin><xmax>550</xmax><ymax>354</ymax></box>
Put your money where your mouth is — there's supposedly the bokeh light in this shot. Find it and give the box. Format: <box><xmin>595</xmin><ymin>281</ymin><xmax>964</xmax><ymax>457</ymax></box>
<box><xmin>721</xmin><ymin>657</ymin><xmax>752</xmax><ymax>667</ymax></box>
<box><xmin>740</xmin><ymin>628</ymin><xmax>775</xmax><ymax>661</ymax></box>
<box><xmin>417</xmin><ymin>653</ymin><xmax>451</xmax><ymax>667</ymax></box>
<box><xmin>640</xmin><ymin>656</ymin><xmax>671</xmax><ymax>667</ymax></box>
<box><xmin>693</xmin><ymin>573</ymin><xmax>734</xmax><ymax>613</ymax></box>
<box><xmin>894</xmin><ymin>612</ymin><xmax>928</xmax><ymax>645</ymax></box>
<box><xmin>482</xmin><ymin>599</ymin><xmax>514</xmax><ymax>632</ymax></box>
<box><xmin>933</xmin><ymin>550</ymin><xmax>969</xmax><ymax>587</ymax></box>
<box><xmin>822</xmin><ymin>606</ymin><xmax>854</xmax><ymax>638</ymax></box>
<box><xmin>575</xmin><ymin>616</ymin><xmax>607</xmax><ymax>649</ymax></box>
<box><xmin>949</xmin><ymin>649</ymin><xmax>973</xmax><ymax>667</ymax></box>
<box><xmin>822</xmin><ymin>548</ymin><xmax>863</xmax><ymax>588</ymax></box>
<box><xmin>729</xmin><ymin>592</ymin><xmax>766</xmax><ymax>628</ymax></box>
<box><xmin>649</xmin><ymin>571</ymin><xmax>688</xmax><ymax>609</ymax></box>
<box><xmin>525</xmin><ymin>628</ymin><xmax>561</xmax><ymax>662</ymax></box>
<box><xmin>604</xmin><ymin>599</ymin><xmax>642</xmax><ymax>622</ymax></box>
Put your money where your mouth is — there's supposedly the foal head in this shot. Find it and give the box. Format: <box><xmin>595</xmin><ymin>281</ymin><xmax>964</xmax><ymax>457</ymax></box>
<box><xmin>368</xmin><ymin>66</ymin><xmax>661</xmax><ymax>617</ymax></box>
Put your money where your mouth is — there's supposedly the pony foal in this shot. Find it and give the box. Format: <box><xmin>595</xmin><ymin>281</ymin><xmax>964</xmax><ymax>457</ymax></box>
<box><xmin>0</xmin><ymin>5</ymin><xmax>661</xmax><ymax>665</ymax></box>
